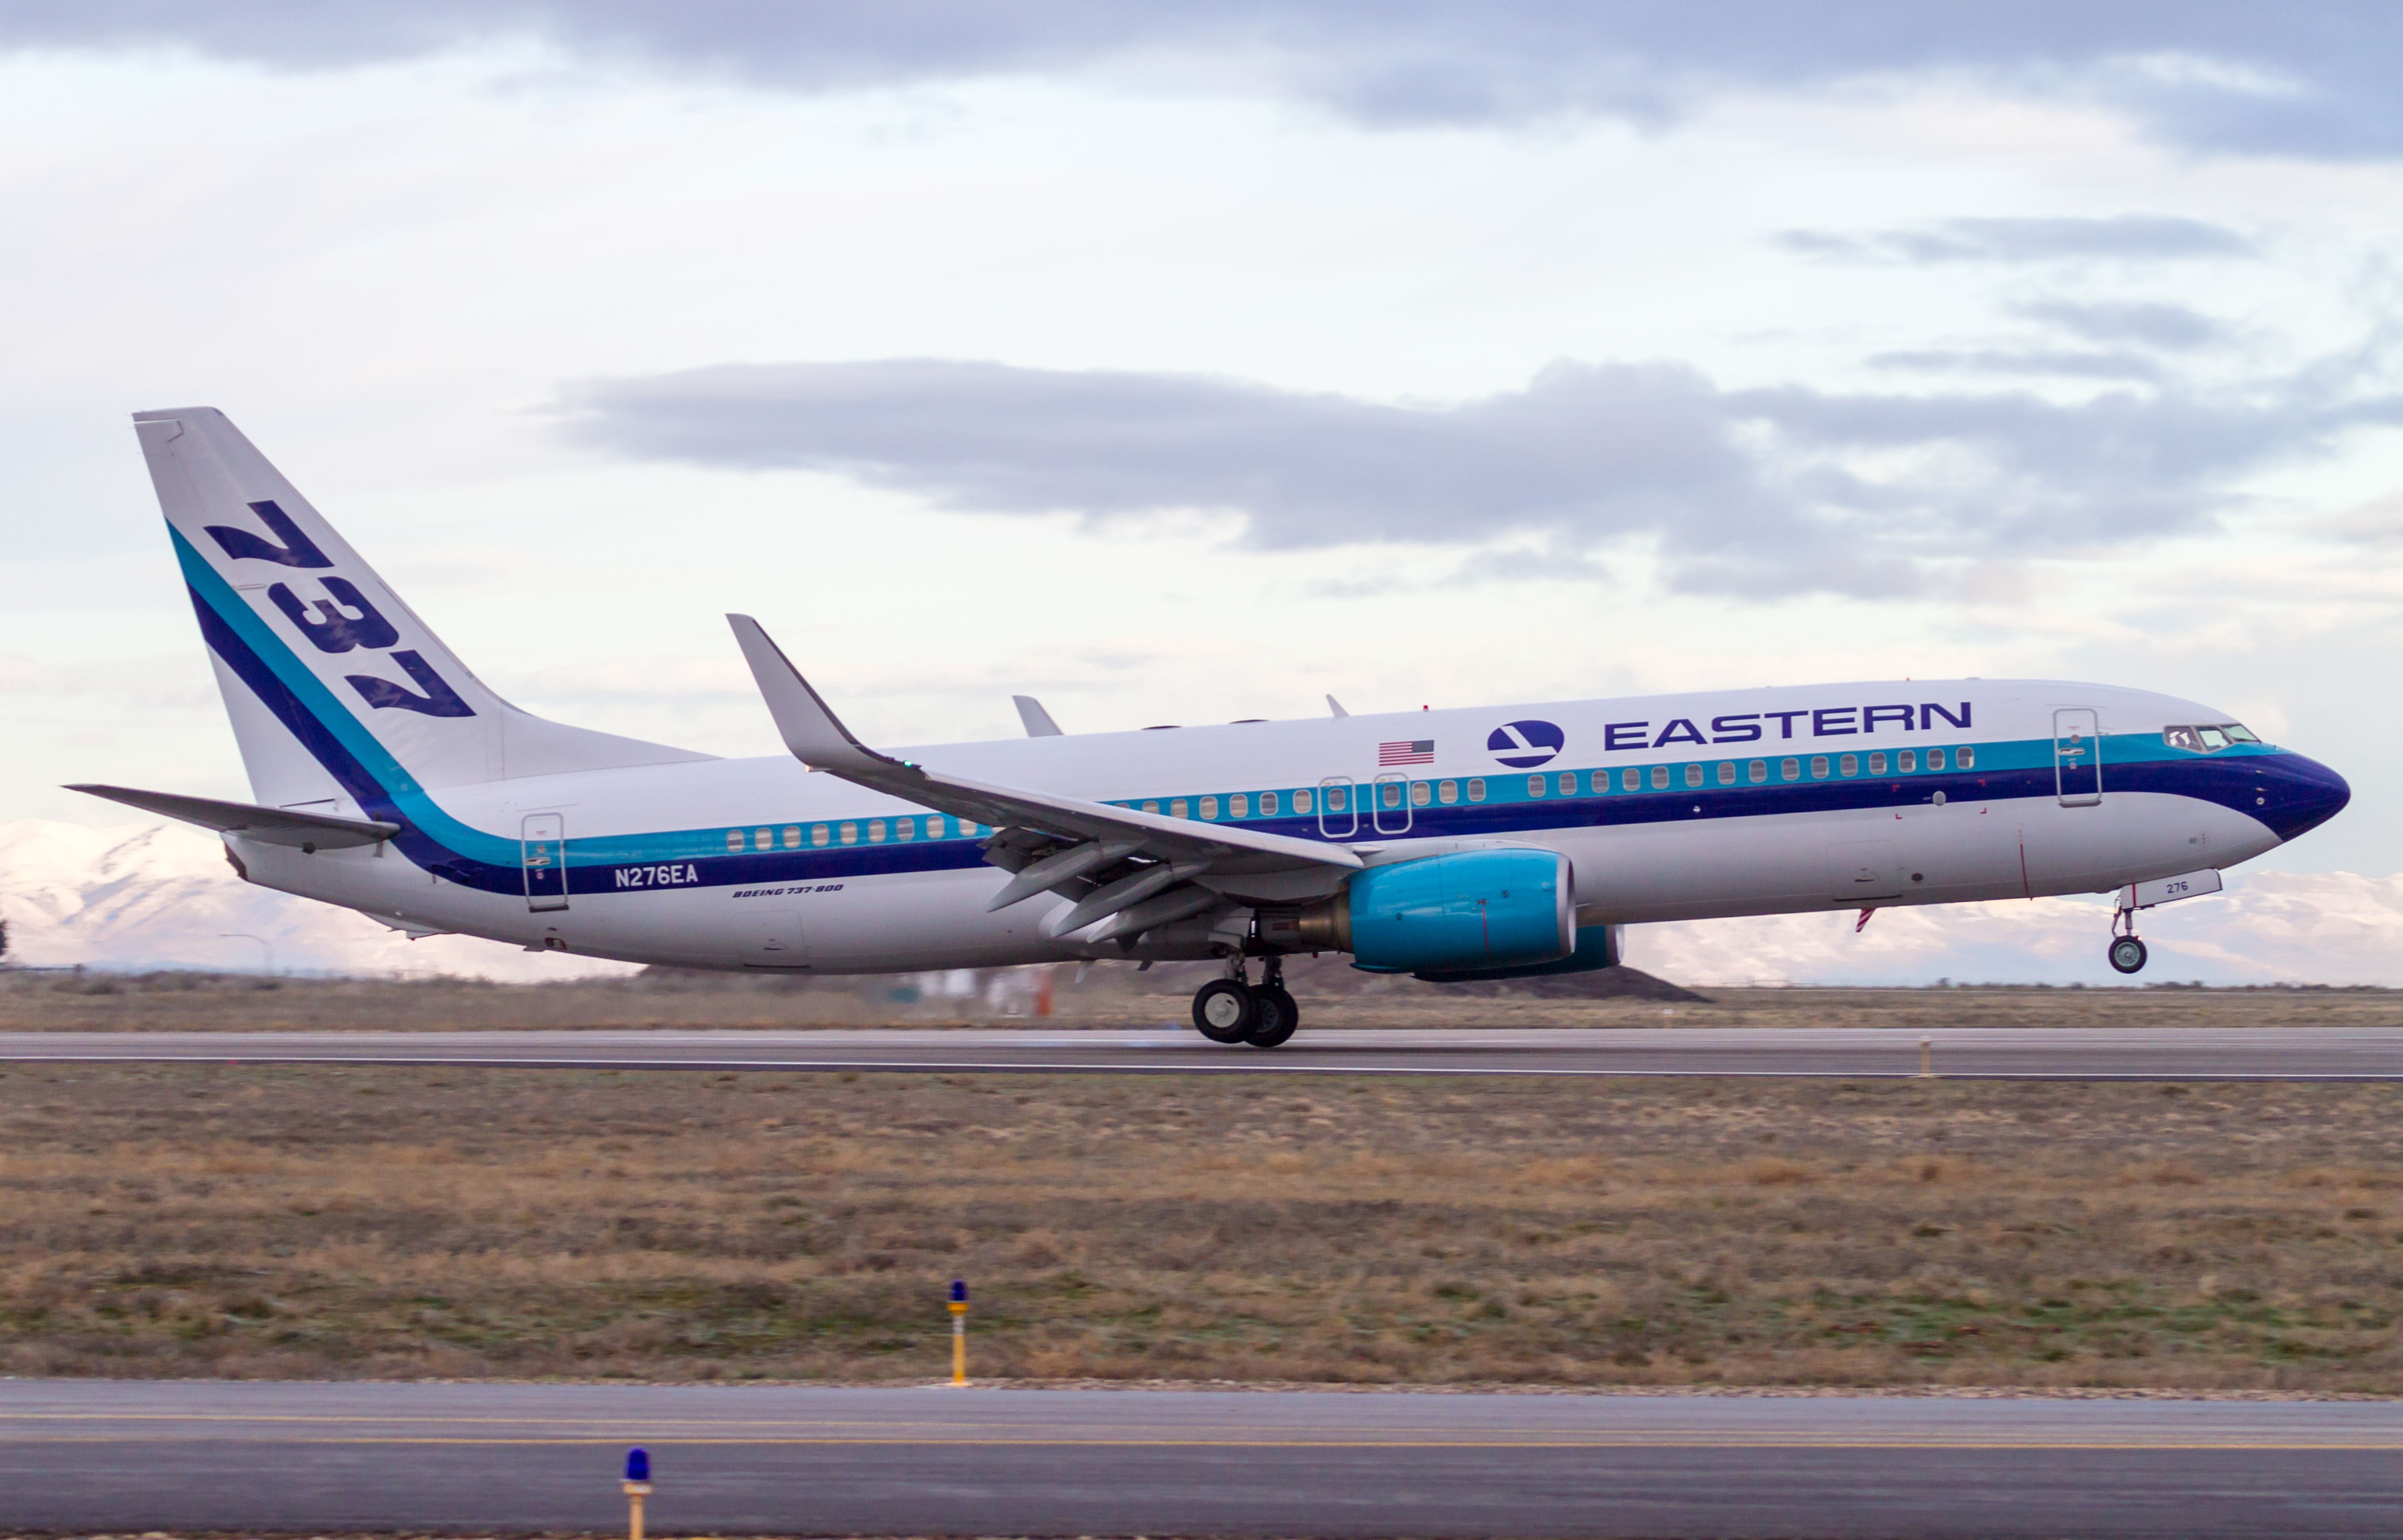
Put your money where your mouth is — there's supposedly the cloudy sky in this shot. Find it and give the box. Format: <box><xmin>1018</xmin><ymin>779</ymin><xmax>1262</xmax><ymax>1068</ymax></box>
<box><xmin>6</xmin><ymin>3</ymin><xmax>2400</xmax><ymax>897</ymax></box>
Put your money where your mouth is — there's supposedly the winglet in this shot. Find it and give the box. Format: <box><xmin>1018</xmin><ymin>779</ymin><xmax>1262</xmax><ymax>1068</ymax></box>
<box><xmin>726</xmin><ymin>615</ymin><xmax>909</xmax><ymax>775</ymax></box>
<box><xmin>1013</xmin><ymin>695</ymin><xmax>1064</xmax><ymax>737</ymax></box>
<box><xmin>1326</xmin><ymin>694</ymin><xmax>1350</xmax><ymax>719</ymax></box>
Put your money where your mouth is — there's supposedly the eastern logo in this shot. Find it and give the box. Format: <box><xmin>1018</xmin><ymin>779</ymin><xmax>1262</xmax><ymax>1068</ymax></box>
<box><xmin>1488</xmin><ymin>720</ymin><xmax>1564</xmax><ymax>768</ymax></box>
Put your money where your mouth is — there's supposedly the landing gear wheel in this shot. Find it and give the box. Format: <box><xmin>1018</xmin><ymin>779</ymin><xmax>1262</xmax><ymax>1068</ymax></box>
<box><xmin>2108</xmin><ymin>936</ymin><xmax>2149</xmax><ymax>975</ymax></box>
<box><xmin>1193</xmin><ymin>979</ymin><xmax>1257</xmax><ymax>1043</ymax></box>
<box><xmin>1246</xmin><ymin>986</ymin><xmax>1299</xmax><ymax>1049</ymax></box>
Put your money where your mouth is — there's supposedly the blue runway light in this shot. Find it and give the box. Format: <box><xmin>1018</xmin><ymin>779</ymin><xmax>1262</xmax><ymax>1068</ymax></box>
<box><xmin>625</xmin><ymin>1447</ymin><xmax>650</xmax><ymax>1483</ymax></box>
<box><xmin>950</xmin><ymin>1278</ymin><xmax>968</xmax><ymax>1304</ymax></box>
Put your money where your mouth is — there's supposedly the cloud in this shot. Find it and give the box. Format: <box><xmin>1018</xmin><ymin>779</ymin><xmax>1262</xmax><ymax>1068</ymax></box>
<box><xmin>563</xmin><ymin>351</ymin><xmax>2403</xmax><ymax>601</ymax></box>
<box><xmin>6</xmin><ymin>3</ymin><xmax>2403</xmax><ymax>160</ymax></box>
<box><xmin>1869</xmin><ymin>349</ymin><xmax>2167</xmax><ymax>384</ymax></box>
<box><xmin>1775</xmin><ymin>215</ymin><xmax>2256</xmax><ymax>265</ymax></box>
<box><xmin>2012</xmin><ymin>299</ymin><xmax>2231</xmax><ymax>350</ymax></box>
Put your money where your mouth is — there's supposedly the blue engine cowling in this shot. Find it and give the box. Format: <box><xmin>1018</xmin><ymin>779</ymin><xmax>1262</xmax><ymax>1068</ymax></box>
<box><xmin>1343</xmin><ymin>848</ymin><xmax>1574</xmax><ymax>974</ymax></box>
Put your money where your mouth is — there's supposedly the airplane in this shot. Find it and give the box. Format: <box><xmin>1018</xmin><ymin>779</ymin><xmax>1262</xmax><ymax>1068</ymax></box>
<box><xmin>74</xmin><ymin>409</ymin><xmax>2351</xmax><ymax>1047</ymax></box>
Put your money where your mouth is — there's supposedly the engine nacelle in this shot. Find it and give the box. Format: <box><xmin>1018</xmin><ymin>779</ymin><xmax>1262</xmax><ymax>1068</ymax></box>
<box><xmin>1275</xmin><ymin>848</ymin><xmax>1573</xmax><ymax>974</ymax></box>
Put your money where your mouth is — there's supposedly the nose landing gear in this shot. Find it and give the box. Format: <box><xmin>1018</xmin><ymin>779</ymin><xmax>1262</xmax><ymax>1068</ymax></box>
<box><xmin>1188</xmin><ymin>957</ymin><xmax>1300</xmax><ymax>1049</ymax></box>
<box><xmin>2108</xmin><ymin>907</ymin><xmax>2148</xmax><ymax>975</ymax></box>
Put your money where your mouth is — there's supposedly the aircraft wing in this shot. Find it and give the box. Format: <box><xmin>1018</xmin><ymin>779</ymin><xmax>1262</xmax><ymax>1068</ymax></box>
<box><xmin>67</xmin><ymin>783</ymin><xmax>401</xmax><ymax>849</ymax></box>
<box><xmin>728</xmin><ymin>616</ymin><xmax>1362</xmax><ymax>890</ymax></box>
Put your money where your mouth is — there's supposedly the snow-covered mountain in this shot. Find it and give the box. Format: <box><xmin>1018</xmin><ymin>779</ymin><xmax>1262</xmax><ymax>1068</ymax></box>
<box><xmin>3</xmin><ymin>818</ymin><xmax>2396</xmax><ymax>985</ymax></box>
<box><xmin>0</xmin><ymin>820</ymin><xmax>632</xmax><ymax>980</ymax></box>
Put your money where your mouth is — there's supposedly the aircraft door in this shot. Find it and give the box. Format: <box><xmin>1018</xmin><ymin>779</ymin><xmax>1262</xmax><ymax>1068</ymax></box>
<box><xmin>2054</xmin><ymin>708</ymin><xmax>2102</xmax><ymax>807</ymax></box>
<box><xmin>1372</xmin><ymin>772</ymin><xmax>1413</xmax><ymax>834</ymax></box>
<box><xmin>521</xmin><ymin>813</ymin><xmax>569</xmax><ymax>912</ymax></box>
<box><xmin>1317</xmin><ymin>776</ymin><xmax>1359</xmax><ymax>839</ymax></box>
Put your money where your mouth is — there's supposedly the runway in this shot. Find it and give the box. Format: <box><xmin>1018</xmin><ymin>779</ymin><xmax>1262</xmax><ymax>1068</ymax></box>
<box><xmin>8</xmin><ymin>1024</ymin><xmax>2403</xmax><ymax>1078</ymax></box>
<box><xmin>3</xmin><ymin>1380</ymin><xmax>2399</xmax><ymax>1538</ymax></box>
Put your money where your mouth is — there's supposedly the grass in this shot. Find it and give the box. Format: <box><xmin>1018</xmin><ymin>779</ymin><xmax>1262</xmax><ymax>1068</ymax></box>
<box><xmin>1</xmin><ymin>1064</ymin><xmax>2400</xmax><ymax>1391</ymax></box>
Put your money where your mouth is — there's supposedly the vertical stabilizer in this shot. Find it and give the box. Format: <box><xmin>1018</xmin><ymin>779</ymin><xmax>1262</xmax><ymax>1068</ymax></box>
<box><xmin>136</xmin><ymin>408</ymin><xmax>708</xmax><ymax>810</ymax></box>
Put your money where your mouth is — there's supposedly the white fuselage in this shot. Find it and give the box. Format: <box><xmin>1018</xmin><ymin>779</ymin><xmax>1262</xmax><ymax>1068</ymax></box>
<box><xmin>225</xmin><ymin>678</ymin><xmax>2326</xmax><ymax>973</ymax></box>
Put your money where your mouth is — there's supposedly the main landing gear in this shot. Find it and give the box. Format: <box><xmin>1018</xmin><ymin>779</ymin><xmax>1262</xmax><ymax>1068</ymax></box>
<box><xmin>1191</xmin><ymin>958</ymin><xmax>1300</xmax><ymax>1049</ymax></box>
<box><xmin>2108</xmin><ymin>906</ymin><xmax>2149</xmax><ymax>975</ymax></box>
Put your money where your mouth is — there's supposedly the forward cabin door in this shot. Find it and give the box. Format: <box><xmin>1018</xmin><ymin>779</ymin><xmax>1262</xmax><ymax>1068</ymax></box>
<box><xmin>1372</xmin><ymin>772</ymin><xmax>1413</xmax><ymax>834</ymax></box>
<box><xmin>2054</xmin><ymin>708</ymin><xmax>2102</xmax><ymax>807</ymax></box>
<box><xmin>521</xmin><ymin>813</ymin><xmax>569</xmax><ymax>912</ymax></box>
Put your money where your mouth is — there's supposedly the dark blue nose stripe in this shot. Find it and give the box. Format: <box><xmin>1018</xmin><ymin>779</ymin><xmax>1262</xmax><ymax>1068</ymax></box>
<box><xmin>2253</xmin><ymin>752</ymin><xmax>2350</xmax><ymax>842</ymax></box>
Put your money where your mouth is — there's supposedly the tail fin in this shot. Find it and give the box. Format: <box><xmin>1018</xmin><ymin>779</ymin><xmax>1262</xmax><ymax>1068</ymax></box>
<box><xmin>137</xmin><ymin>408</ymin><xmax>709</xmax><ymax>813</ymax></box>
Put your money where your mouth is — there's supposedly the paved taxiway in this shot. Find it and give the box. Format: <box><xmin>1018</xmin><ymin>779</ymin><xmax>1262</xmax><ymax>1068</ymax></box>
<box><xmin>7</xmin><ymin>1024</ymin><xmax>2403</xmax><ymax>1077</ymax></box>
<box><xmin>4</xmin><ymin>1380</ymin><xmax>2400</xmax><ymax>1537</ymax></box>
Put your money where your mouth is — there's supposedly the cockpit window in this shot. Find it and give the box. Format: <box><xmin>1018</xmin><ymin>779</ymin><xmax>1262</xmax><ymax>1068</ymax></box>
<box><xmin>2165</xmin><ymin>723</ymin><xmax>2258</xmax><ymax>753</ymax></box>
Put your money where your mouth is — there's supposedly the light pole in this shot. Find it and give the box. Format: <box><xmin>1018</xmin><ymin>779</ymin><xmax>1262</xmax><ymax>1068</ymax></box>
<box><xmin>221</xmin><ymin>933</ymin><xmax>273</xmax><ymax>975</ymax></box>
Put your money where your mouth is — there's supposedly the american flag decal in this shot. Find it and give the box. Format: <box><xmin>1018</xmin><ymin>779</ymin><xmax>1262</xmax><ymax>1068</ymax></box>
<box><xmin>1378</xmin><ymin>739</ymin><xmax>1435</xmax><ymax>766</ymax></box>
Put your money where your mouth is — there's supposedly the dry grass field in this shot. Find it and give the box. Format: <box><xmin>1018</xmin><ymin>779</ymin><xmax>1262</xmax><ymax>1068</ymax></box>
<box><xmin>2</xmin><ymin>1062</ymin><xmax>2399</xmax><ymax>1393</ymax></box>
<box><xmin>5</xmin><ymin>964</ymin><xmax>2400</xmax><ymax>1033</ymax></box>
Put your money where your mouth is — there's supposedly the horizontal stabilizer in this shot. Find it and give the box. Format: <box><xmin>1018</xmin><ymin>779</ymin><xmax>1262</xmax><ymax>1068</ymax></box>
<box><xmin>67</xmin><ymin>784</ymin><xmax>401</xmax><ymax>849</ymax></box>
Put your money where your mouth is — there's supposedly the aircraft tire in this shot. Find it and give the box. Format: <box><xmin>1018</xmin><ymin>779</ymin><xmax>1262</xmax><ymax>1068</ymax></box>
<box><xmin>2108</xmin><ymin>936</ymin><xmax>2148</xmax><ymax>975</ymax></box>
<box><xmin>1246</xmin><ymin>986</ymin><xmax>1299</xmax><ymax>1048</ymax></box>
<box><xmin>1193</xmin><ymin>979</ymin><xmax>1257</xmax><ymax>1043</ymax></box>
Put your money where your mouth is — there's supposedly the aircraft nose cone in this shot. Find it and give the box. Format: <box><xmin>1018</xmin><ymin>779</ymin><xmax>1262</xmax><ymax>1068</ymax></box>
<box><xmin>2256</xmin><ymin>752</ymin><xmax>2350</xmax><ymax>842</ymax></box>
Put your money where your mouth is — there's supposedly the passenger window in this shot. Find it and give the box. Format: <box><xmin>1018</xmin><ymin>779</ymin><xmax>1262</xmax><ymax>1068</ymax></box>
<box><xmin>1412</xmin><ymin>781</ymin><xmax>1431</xmax><ymax>807</ymax></box>
<box><xmin>812</xmin><ymin>824</ymin><xmax>830</xmax><ymax>847</ymax></box>
<box><xmin>1229</xmin><ymin>794</ymin><xmax>1247</xmax><ymax>818</ymax></box>
<box><xmin>1684</xmin><ymin>763</ymin><xmax>1703</xmax><ymax>788</ymax></box>
<box><xmin>1142</xmin><ymin>801</ymin><xmax>1160</xmax><ymax>815</ymax></box>
<box><xmin>1927</xmin><ymin>749</ymin><xmax>1944</xmax><ymax>772</ymax></box>
<box><xmin>1554</xmin><ymin>772</ymin><xmax>1572</xmax><ymax>796</ymax></box>
<box><xmin>1623</xmin><ymin>767</ymin><xmax>1640</xmax><ymax>792</ymax></box>
<box><xmin>1590</xmin><ymin>771</ymin><xmax>1608</xmax><ymax>795</ymax></box>
<box><xmin>782</xmin><ymin>825</ymin><xmax>800</xmax><ymax>849</ymax></box>
<box><xmin>1899</xmin><ymin>750</ymin><xmax>1915</xmax><ymax>773</ymax></box>
<box><xmin>1840</xmin><ymin>755</ymin><xmax>1859</xmax><ymax>777</ymax></box>
<box><xmin>1379</xmin><ymin>782</ymin><xmax>1400</xmax><ymax>808</ymax></box>
<box><xmin>725</xmin><ymin>830</ymin><xmax>744</xmax><ymax>853</ymax></box>
<box><xmin>1957</xmin><ymin>747</ymin><xmax>1975</xmax><ymax>769</ymax></box>
<box><xmin>1810</xmin><ymin>757</ymin><xmax>1829</xmax><ymax>779</ymax></box>
<box><xmin>1325</xmin><ymin>787</ymin><xmax>1345</xmax><ymax>813</ymax></box>
<box><xmin>1467</xmin><ymin>778</ymin><xmax>1486</xmax><ymax>802</ymax></box>
<box><xmin>1171</xmin><ymin>799</ymin><xmax>1189</xmax><ymax>819</ymax></box>
<box><xmin>868</xmin><ymin>819</ymin><xmax>886</xmax><ymax>843</ymax></box>
<box><xmin>1199</xmin><ymin>796</ymin><xmax>1219</xmax><ymax>819</ymax></box>
<box><xmin>1650</xmin><ymin>765</ymin><xmax>1669</xmax><ymax>789</ymax></box>
<box><xmin>1782</xmin><ymin>758</ymin><xmax>1799</xmax><ymax>781</ymax></box>
<box><xmin>1716</xmin><ymin>762</ymin><xmax>1735</xmax><ymax>786</ymax></box>
<box><xmin>839</xmin><ymin>822</ymin><xmax>857</xmax><ymax>845</ymax></box>
<box><xmin>754</xmin><ymin>827</ymin><xmax>772</xmax><ymax>851</ymax></box>
<box><xmin>1528</xmin><ymin>775</ymin><xmax>1547</xmax><ymax>798</ymax></box>
<box><xmin>1292</xmin><ymin>788</ymin><xmax>1310</xmax><ymax>814</ymax></box>
<box><xmin>1868</xmin><ymin>753</ymin><xmax>1886</xmax><ymax>775</ymax></box>
<box><xmin>1438</xmin><ymin>780</ymin><xmax>1458</xmax><ymax>804</ymax></box>
<box><xmin>1749</xmin><ymin>760</ymin><xmax>1767</xmax><ymax>783</ymax></box>
<box><xmin>962</xmin><ymin>822</ymin><xmax>983</xmax><ymax>837</ymax></box>
<box><xmin>1264</xmin><ymin>790</ymin><xmax>1283</xmax><ymax>816</ymax></box>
